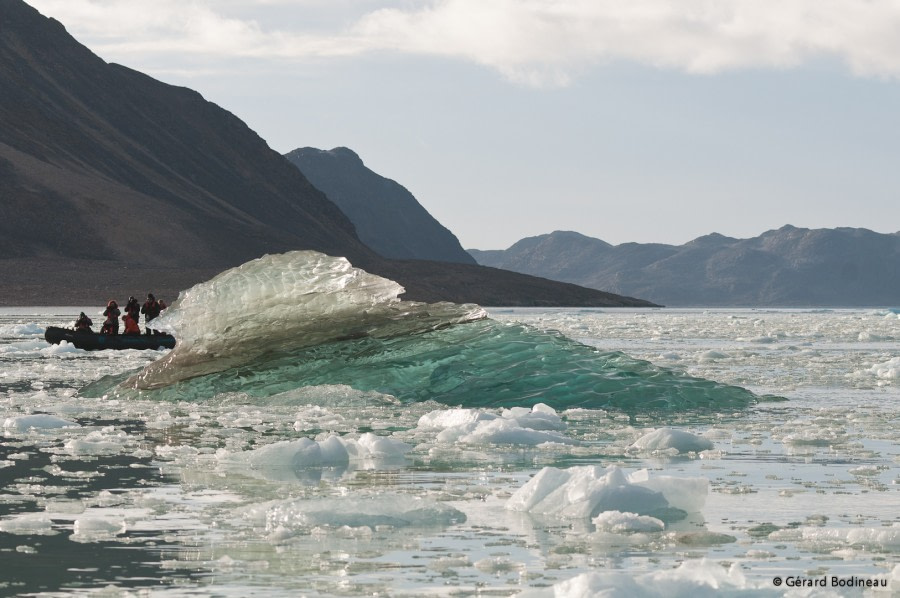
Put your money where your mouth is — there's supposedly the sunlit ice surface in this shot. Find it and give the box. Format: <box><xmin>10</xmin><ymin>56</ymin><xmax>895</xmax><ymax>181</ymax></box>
<box><xmin>1</xmin><ymin>285</ymin><xmax>899</xmax><ymax>594</ymax></box>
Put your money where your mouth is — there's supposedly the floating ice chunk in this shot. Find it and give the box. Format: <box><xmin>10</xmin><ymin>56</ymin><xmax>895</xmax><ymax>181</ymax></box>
<box><xmin>738</xmin><ymin>335</ymin><xmax>776</xmax><ymax>344</ymax></box>
<box><xmin>499</xmin><ymin>403</ymin><xmax>566</xmax><ymax>431</ymax></box>
<box><xmin>451</xmin><ymin>418</ymin><xmax>574</xmax><ymax>446</ymax></box>
<box><xmin>592</xmin><ymin>510</ymin><xmax>664</xmax><ymax>533</ymax></box>
<box><xmin>780</xmin><ymin>427</ymin><xmax>846</xmax><ymax>446</ymax></box>
<box><xmin>474</xmin><ymin>557</ymin><xmax>525</xmax><ymax>574</ymax></box>
<box><xmin>64</xmin><ymin>428</ymin><xmax>130</xmax><ymax>456</ymax></box>
<box><xmin>71</xmin><ymin>517</ymin><xmax>126</xmax><ymax>542</ymax></box>
<box><xmin>236</xmin><ymin>438</ymin><xmax>345</xmax><ymax>480</ymax></box>
<box><xmin>0</xmin><ymin>514</ymin><xmax>57</xmax><ymax>536</ymax></box>
<box><xmin>849</xmin><ymin>465</ymin><xmax>884</xmax><ymax>476</ymax></box>
<box><xmin>698</xmin><ymin>350</ymin><xmax>728</xmax><ymax>362</ymax></box>
<box><xmin>417</xmin><ymin>408</ymin><xmax>498</xmax><ymax>431</ymax></box>
<box><xmin>0</xmin><ymin>339</ymin><xmax>51</xmax><ymax>354</ymax></box>
<box><xmin>428</xmin><ymin>556</ymin><xmax>471</xmax><ymax>572</ymax></box>
<box><xmin>540</xmin><ymin>559</ymin><xmax>768</xmax><ymax>597</ymax></box>
<box><xmin>3</xmin><ymin>414</ymin><xmax>79</xmax><ymax>432</ymax></box>
<box><xmin>355</xmin><ymin>432</ymin><xmax>412</xmax><ymax>458</ymax></box>
<box><xmin>628</xmin><ymin>428</ymin><xmax>714</xmax><ymax>454</ymax></box>
<box><xmin>506</xmin><ymin>465</ymin><xmax>706</xmax><ymax>519</ymax></box>
<box><xmin>293</xmin><ymin>405</ymin><xmax>345</xmax><ymax>430</ymax></box>
<box><xmin>417</xmin><ymin>406</ymin><xmax>572</xmax><ymax>446</ymax></box>
<box><xmin>858</xmin><ymin>331</ymin><xmax>888</xmax><ymax>341</ymax></box>
<box><xmin>221</xmin><ymin>433</ymin><xmax>411</xmax><ymax>481</ymax></box>
<box><xmin>8</xmin><ymin>323</ymin><xmax>43</xmax><ymax>336</ymax></box>
<box><xmin>867</xmin><ymin>357</ymin><xmax>899</xmax><ymax>382</ymax></box>
<box><xmin>41</xmin><ymin>340</ymin><xmax>84</xmax><ymax>355</ymax></box>
<box><xmin>263</xmin><ymin>494</ymin><xmax>465</xmax><ymax>532</ymax></box>
<box><xmin>769</xmin><ymin>523</ymin><xmax>900</xmax><ymax>551</ymax></box>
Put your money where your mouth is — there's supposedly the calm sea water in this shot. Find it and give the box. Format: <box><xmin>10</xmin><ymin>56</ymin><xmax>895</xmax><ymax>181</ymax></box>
<box><xmin>1</xmin><ymin>306</ymin><xmax>898</xmax><ymax>596</ymax></box>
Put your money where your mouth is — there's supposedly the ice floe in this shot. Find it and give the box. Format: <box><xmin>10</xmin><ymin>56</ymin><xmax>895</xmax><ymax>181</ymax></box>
<box><xmin>249</xmin><ymin>494</ymin><xmax>466</xmax><ymax>538</ymax></box>
<box><xmin>592</xmin><ymin>510</ymin><xmax>665</xmax><ymax>533</ymax></box>
<box><xmin>527</xmin><ymin>559</ymin><xmax>777</xmax><ymax>597</ymax></box>
<box><xmin>415</xmin><ymin>404</ymin><xmax>574</xmax><ymax>446</ymax></box>
<box><xmin>217</xmin><ymin>433</ymin><xmax>412</xmax><ymax>482</ymax></box>
<box><xmin>506</xmin><ymin>465</ymin><xmax>707</xmax><ymax>519</ymax></box>
<box><xmin>627</xmin><ymin>428</ymin><xmax>714</xmax><ymax>454</ymax></box>
<box><xmin>3</xmin><ymin>414</ymin><xmax>79</xmax><ymax>432</ymax></box>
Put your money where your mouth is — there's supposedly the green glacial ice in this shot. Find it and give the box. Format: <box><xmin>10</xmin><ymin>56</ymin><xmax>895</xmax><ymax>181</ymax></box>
<box><xmin>86</xmin><ymin>251</ymin><xmax>758</xmax><ymax>411</ymax></box>
<box><xmin>105</xmin><ymin>317</ymin><xmax>756</xmax><ymax>410</ymax></box>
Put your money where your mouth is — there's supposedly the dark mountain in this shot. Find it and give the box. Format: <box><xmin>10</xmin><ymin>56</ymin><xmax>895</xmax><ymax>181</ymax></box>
<box><xmin>469</xmin><ymin>226</ymin><xmax>900</xmax><ymax>306</ymax></box>
<box><xmin>285</xmin><ymin>147</ymin><xmax>475</xmax><ymax>265</ymax></box>
<box><xmin>0</xmin><ymin>0</ymin><xmax>653</xmax><ymax>307</ymax></box>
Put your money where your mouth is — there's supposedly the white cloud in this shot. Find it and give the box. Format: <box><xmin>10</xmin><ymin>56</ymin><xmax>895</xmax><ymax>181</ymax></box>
<box><xmin>27</xmin><ymin>0</ymin><xmax>900</xmax><ymax>85</ymax></box>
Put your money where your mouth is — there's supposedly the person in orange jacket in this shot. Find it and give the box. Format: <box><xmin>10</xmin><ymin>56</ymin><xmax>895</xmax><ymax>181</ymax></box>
<box><xmin>122</xmin><ymin>311</ymin><xmax>141</xmax><ymax>335</ymax></box>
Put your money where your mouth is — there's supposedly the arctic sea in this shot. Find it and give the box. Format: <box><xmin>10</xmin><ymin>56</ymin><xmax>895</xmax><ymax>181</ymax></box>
<box><xmin>1</xmin><ymin>302</ymin><xmax>898</xmax><ymax>596</ymax></box>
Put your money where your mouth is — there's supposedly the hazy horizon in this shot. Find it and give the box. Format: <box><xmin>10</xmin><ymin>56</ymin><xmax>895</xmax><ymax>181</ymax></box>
<box><xmin>26</xmin><ymin>0</ymin><xmax>900</xmax><ymax>249</ymax></box>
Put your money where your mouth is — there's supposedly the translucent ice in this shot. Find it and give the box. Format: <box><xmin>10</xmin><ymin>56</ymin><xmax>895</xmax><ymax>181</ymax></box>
<box><xmin>505</xmin><ymin>465</ymin><xmax>707</xmax><ymax>519</ymax></box>
<box><xmin>3</xmin><ymin>414</ymin><xmax>79</xmax><ymax>432</ymax></box>
<box><xmin>219</xmin><ymin>433</ymin><xmax>412</xmax><ymax>482</ymax></box>
<box><xmin>258</xmin><ymin>494</ymin><xmax>466</xmax><ymax>532</ymax></box>
<box><xmin>628</xmin><ymin>428</ymin><xmax>714</xmax><ymax>454</ymax></box>
<box><xmin>98</xmin><ymin>251</ymin><xmax>758</xmax><ymax>412</ymax></box>
<box><xmin>125</xmin><ymin>251</ymin><xmax>485</xmax><ymax>389</ymax></box>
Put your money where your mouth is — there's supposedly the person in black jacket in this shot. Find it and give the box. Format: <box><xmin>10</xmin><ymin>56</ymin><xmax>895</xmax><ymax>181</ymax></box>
<box><xmin>124</xmin><ymin>296</ymin><xmax>141</xmax><ymax>327</ymax></box>
<box><xmin>74</xmin><ymin>312</ymin><xmax>93</xmax><ymax>332</ymax></box>
<box><xmin>101</xmin><ymin>300</ymin><xmax>120</xmax><ymax>335</ymax></box>
<box><xmin>141</xmin><ymin>293</ymin><xmax>162</xmax><ymax>335</ymax></box>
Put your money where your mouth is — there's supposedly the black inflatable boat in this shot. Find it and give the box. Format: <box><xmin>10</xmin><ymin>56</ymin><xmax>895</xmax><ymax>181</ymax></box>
<box><xmin>44</xmin><ymin>326</ymin><xmax>176</xmax><ymax>351</ymax></box>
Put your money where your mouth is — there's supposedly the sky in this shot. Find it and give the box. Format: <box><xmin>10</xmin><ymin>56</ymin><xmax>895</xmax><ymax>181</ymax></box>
<box><xmin>25</xmin><ymin>0</ymin><xmax>900</xmax><ymax>250</ymax></box>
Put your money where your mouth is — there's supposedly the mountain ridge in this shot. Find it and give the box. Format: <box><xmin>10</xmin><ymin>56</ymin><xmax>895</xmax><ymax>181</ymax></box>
<box><xmin>285</xmin><ymin>147</ymin><xmax>475</xmax><ymax>265</ymax></box>
<box><xmin>469</xmin><ymin>226</ymin><xmax>900</xmax><ymax>306</ymax></box>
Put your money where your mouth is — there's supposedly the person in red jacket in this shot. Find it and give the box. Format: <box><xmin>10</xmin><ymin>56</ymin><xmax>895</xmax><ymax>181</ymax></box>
<box><xmin>100</xmin><ymin>300</ymin><xmax>120</xmax><ymax>335</ymax></box>
<box><xmin>122</xmin><ymin>312</ymin><xmax>141</xmax><ymax>335</ymax></box>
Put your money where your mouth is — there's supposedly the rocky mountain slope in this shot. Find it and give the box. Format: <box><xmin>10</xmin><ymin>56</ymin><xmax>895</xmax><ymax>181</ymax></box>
<box><xmin>0</xmin><ymin>0</ymin><xmax>652</xmax><ymax>307</ymax></box>
<box><xmin>286</xmin><ymin>147</ymin><xmax>474</xmax><ymax>264</ymax></box>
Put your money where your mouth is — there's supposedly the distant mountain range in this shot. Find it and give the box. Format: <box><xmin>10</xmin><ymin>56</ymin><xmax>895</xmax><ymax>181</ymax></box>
<box><xmin>285</xmin><ymin>147</ymin><xmax>475</xmax><ymax>265</ymax></box>
<box><xmin>0</xmin><ymin>0</ymin><xmax>651</xmax><ymax>307</ymax></box>
<box><xmin>469</xmin><ymin>227</ymin><xmax>900</xmax><ymax>306</ymax></box>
